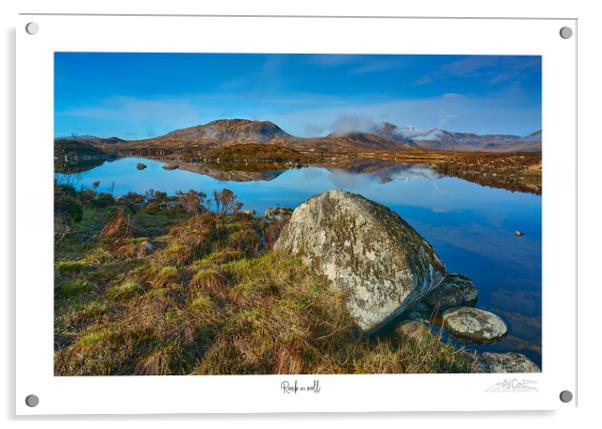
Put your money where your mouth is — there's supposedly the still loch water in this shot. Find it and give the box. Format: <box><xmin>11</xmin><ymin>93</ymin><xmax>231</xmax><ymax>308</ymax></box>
<box><xmin>56</xmin><ymin>157</ymin><xmax>542</xmax><ymax>366</ymax></box>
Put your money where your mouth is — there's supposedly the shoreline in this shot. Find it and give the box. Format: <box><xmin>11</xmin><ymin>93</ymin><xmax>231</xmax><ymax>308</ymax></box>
<box><xmin>56</xmin><ymin>145</ymin><xmax>542</xmax><ymax>195</ymax></box>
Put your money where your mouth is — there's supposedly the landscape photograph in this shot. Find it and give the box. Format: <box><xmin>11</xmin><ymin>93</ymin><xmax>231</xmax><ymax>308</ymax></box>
<box><xmin>54</xmin><ymin>52</ymin><xmax>542</xmax><ymax>375</ymax></box>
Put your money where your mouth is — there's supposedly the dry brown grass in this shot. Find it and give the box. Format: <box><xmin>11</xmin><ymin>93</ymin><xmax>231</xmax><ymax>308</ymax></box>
<box><xmin>99</xmin><ymin>209</ymin><xmax>137</xmax><ymax>242</ymax></box>
<box><xmin>188</xmin><ymin>268</ymin><xmax>230</xmax><ymax>301</ymax></box>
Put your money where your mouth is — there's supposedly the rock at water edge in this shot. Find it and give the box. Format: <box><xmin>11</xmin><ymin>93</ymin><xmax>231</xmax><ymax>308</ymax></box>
<box><xmin>442</xmin><ymin>307</ymin><xmax>507</xmax><ymax>342</ymax></box>
<box><xmin>274</xmin><ymin>189</ymin><xmax>446</xmax><ymax>332</ymax></box>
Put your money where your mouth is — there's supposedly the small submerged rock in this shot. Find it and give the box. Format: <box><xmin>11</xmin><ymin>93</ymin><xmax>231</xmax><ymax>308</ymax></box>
<box><xmin>424</xmin><ymin>273</ymin><xmax>478</xmax><ymax>311</ymax></box>
<box><xmin>162</xmin><ymin>164</ymin><xmax>179</xmax><ymax>170</ymax></box>
<box><xmin>136</xmin><ymin>163</ymin><xmax>147</xmax><ymax>170</ymax></box>
<box><xmin>477</xmin><ymin>352</ymin><xmax>540</xmax><ymax>373</ymax></box>
<box><xmin>274</xmin><ymin>189</ymin><xmax>446</xmax><ymax>332</ymax></box>
<box><xmin>514</xmin><ymin>230</ymin><xmax>524</xmax><ymax>237</ymax></box>
<box><xmin>442</xmin><ymin>307</ymin><xmax>507</xmax><ymax>342</ymax></box>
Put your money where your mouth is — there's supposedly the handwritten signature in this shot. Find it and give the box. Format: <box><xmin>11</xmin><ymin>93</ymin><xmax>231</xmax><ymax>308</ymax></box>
<box><xmin>486</xmin><ymin>378</ymin><xmax>538</xmax><ymax>393</ymax></box>
<box><xmin>281</xmin><ymin>380</ymin><xmax>321</xmax><ymax>394</ymax></box>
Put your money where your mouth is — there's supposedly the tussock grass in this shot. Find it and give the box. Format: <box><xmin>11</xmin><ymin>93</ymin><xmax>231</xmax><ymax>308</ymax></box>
<box><xmin>78</xmin><ymin>329</ymin><xmax>111</xmax><ymax>347</ymax></box>
<box><xmin>198</xmin><ymin>249</ymin><xmax>245</xmax><ymax>265</ymax></box>
<box><xmin>62</xmin><ymin>302</ymin><xmax>109</xmax><ymax>329</ymax></box>
<box><xmin>154</xmin><ymin>266</ymin><xmax>179</xmax><ymax>286</ymax></box>
<box><xmin>157</xmin><ymin>215</ymin><xmax>216</xmax><ymax>265</ymax></box>
<box><xmin>56</xmin><ymin>260</ymin><xmax>85</xmax><ymax>275</ymax></box>
<box><xmin>189</xmin><ymin>268</ymin><xmax>229</xmax><ymax>301</ymax></box>
<box><xmin>79</xmin><ymin>247</ymin><xmax>113</xmax><ymax>265</ymax></box>
<box><xmin>57</xmin><ymin>279</ymin><xmax>96</xmax><ymax>297</ymax></box>
<box><xmin>107</xmin><ymin>281</ymin><xmax>144</xmax><ymax>301</ymax></box>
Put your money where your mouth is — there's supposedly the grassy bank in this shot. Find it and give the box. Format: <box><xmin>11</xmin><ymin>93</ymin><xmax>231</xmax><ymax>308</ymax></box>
<box><xmin>54</xmin><ymin>183</ymin><xmax>477</xmax><ymax>375</ymax></box>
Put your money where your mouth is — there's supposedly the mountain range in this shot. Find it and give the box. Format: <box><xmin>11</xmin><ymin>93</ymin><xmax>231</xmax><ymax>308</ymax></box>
<box><xmin>369</xmin><ymin>122</ymin><xmax>541</xmax><ymax>152</ymax></box>
<box><xmin>57</xmin><ymin>119</ymin><xmax>541</xmax><ymax>153</ymax></box>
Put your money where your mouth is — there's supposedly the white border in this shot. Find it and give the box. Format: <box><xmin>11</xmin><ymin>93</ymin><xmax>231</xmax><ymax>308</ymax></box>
<box><xmin>16</xmin><ymin>15</ymin><xmax>576</xmax><ymax>414</ymax></box>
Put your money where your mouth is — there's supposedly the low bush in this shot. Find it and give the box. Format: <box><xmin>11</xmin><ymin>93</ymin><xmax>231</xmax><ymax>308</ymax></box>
<box><xmin>91</xmin><ymin>192</ymin><xmax>115</xmax><ymax>208</ymax></box>
<box><xmin>55</xmin><ymin>195</ymin><xmax>84</xmax><ymax>223</ymax></box>
<box><xmin>144</xmin><ymin>201</ymin><xmax>160</xmax><ymax>214</ymax></box>
<box><xmin>176</xmin><ymin>190</ymin><xmax>207</xmax><ymax>215</ymax></box>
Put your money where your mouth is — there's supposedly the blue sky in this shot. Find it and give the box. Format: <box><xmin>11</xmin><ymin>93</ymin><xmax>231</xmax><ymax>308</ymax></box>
<box><xmin>55</xmin><ymin>53</ymin><xmax>541</xmax><ymax>139</ymax></box>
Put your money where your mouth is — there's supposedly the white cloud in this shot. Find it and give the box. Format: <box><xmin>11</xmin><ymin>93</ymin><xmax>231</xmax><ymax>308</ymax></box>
<box><xmin>441</xmin><ymin>92</ymin><xmax>467</xmax><ymax>99</ymax></box>
<box><xmin>330</xmin><ymin>114</ymin><xmax>376</xmax><ymax>135</ymax></box>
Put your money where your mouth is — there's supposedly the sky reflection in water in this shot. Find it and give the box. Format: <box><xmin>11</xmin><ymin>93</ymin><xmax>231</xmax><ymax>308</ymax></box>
<box><xmin>56</xmin><ymin>157</ymin><xmax>542</xmax><ymax>366</ymax></box>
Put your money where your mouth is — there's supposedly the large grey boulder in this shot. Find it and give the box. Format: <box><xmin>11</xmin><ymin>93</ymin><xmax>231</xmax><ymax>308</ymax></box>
<box><xmin>478</xmin><ymin>352</ymin><xmax>540</xmax><ymax>373</ymax></box>
<box><xmin>424</xmin><ymin>273</ymin><xmax>478</xmax><ymax>311</ymax></box>
<box><xmin>443</xmin><ymin>307</ymin><xmax>508</xmax><ymax>342</ymax></box>
<box><xmin>274</xmin><ymin>189</ymin><xmax>446</xmax><ymax>332</ymax></box>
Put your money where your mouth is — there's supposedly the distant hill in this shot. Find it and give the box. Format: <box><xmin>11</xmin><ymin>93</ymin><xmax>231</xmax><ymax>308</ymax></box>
<box><xmin>521</xmin><ymin>130</ymin><xmax>542</xmax><ymax>142</ymax></box>
<box><xmin>58</xmin><ymin>119</ymin><xmax>541</xmax><ymax>153</ymax></box>
<box><xmin>293</xmin><ymin>131</ymin><xmax>413</xmax><ymax>152</ymax></box>
<box><xmin>55</xmin><ymin>134</ymin><xmax>99</xmax><ymax>141</ymax></box>
<box><xmin>55</xmin><ymin>135</ymin><xmax>127</xmax><ymax>145</ymax></box>
<box><xmin>149</xmin><ymin>119</ymin><xmax>293</xmax><ymax>146</ymax></box>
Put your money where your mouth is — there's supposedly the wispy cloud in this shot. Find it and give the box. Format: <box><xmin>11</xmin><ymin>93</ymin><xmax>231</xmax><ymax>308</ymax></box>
<box><xmin>350</xmin><ymin>58</ymin><xmax>405</xmax><ymax>74</ymax></box>
<box><xmin>415</xmin><ymin>56</ymin><xmax>541</xmax><ymax>86</ymax></box>
<box><xmin>60</xmin><ymin>96</ymin><xmax>202</xmax><ymax>123</ymax></box>
<box><xmin>330</xmin><ymin>114</ymin><xmax>376</xmax><ymax>135</ymax></box>
<box><xmin>57</xmin><ymin>96</ymin><xmax>206</xmax><ymax>138</ymax></box>
<box><xmin>306</xmin><ymin>55</ymin><xmax>360</xmax><ymax>66</ymax></box>
<box><xmin>307</xmin><ymin>55</ymin><xmax>410</xmax><ymax>75</ymax></box>
<box><xmin>441</xmin><ymin>92</ymin><xmax>468</xmax><ymax>100</ymax></box>
<box><xmin>437</xmin><ymin>111</ymin><xmax>457</xmax><ymax>128</ymax></box>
